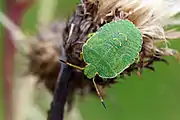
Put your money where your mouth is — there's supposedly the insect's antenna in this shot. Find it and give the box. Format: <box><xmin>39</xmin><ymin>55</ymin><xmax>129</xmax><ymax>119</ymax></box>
<box><xmin>59</xmin><ymin>59</ymin><xmax>84</xmax><ymax>71</ymax></box>
<box><xmin>92</xmin><ymin>77</ymin><xmax>107</xmax><ymax>109</ymax></box>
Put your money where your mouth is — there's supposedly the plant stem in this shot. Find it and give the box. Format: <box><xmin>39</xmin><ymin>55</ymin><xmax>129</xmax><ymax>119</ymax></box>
<box><xmin>3</xmin><ymin>1</ymin><xmax>35</xmax><ymax>120</ymax></box>
<box><xmin>47</xmin><ymin>63</ymin><xmax>73</xmax><ymax>120</ymax></box>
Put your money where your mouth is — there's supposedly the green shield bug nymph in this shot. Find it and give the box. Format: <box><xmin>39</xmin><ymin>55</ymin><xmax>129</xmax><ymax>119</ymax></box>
<box><xmin>61</xmin><ymin>19</ymin><xmax>143</xmax><ymax>109</ymax></box>
<box><xmin>83</xmin><ymin>20</ymin><xmax>142</xmax><ymax>79</ymax></box>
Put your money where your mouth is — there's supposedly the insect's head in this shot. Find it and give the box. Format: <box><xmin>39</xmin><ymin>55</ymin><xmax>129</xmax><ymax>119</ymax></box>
<box><xmin>84</xmin><ymin>64</ymin><xmax>97</xmax><ymax>79</ymax></box>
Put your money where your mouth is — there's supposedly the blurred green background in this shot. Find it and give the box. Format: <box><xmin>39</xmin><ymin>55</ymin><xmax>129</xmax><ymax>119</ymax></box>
<box><xmin>0</xmin><ymin>0</ymin><xmax>5</xmax><ymax>120</ymax></box>
<box><xmin>1</xmin><ymin>0</ymin><xmax>180</xmax><ymax>120</ymax></box>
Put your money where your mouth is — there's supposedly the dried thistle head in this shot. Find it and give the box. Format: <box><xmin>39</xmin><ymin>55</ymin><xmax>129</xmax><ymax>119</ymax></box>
<box><xmin>26</xmin><ymin>0</ymin><xmax>180</xmax><ymax>110</ymax></box>
<box><xmin>62</xmin><ymin>0</ymin><xmax>180</xmax><ymax>96</ymax></box>
<box><xmin>25</xmin><ymin>21</ymin><xmax>66</xmax><ymax>92</ymax></box>
<box><xmin>27</xmin><ymin>40</ymin><xmax>61</xmax><ymax>92</ymax></box>
<box><xmin>89</xmin><ymin>0</ymin><xmax>180</xmax><ymax>69</ymax></box>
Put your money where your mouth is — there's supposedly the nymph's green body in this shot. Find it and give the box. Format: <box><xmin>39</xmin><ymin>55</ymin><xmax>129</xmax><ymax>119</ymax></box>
<box><xmin>82</xmin><ymin>20</ymin><xmax>143</xmax><ymax>79</ymax></box>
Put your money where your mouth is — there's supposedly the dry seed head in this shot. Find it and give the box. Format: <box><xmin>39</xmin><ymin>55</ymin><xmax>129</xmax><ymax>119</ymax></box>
<box><xmin>63</xmin><ymin>0</ymin><xmax>180</xmax><ymax>94</ymax></box>
<box><xmin>58</xmin><ymin>0</ymin><xmax>180</xmax><ymax>102</ymax></box>
<box><xmin>27</xmin><ymin>40</ymin><xmax>61</xmax><ymax>91</ymax></box>
<box><xmin>93</xmin><ymin>0</ymin><xmax>166</xmax><ymax>40</ymax></box>
<box><xmin>25</xmin><ymin>0</ymin><xmax>180</xmax><ymax>111</ymax></box>
<box><xmin>27</xmin><ymin>21</ymin><xmax>65</xmax><ymax>91</ymax></box>
<box><xmin>90</xmin><ymin>0</ymin><xmax>180</xmax><ymax>58</ymax></box>
<box><xmin>28</xmin><ymin>41</ymin><xmax>60</xmax><ymax>63</ymax></box>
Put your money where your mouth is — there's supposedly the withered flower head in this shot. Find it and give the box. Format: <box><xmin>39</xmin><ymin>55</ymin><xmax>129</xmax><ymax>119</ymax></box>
<box><xmin>27</xmin><ymin>0</ymin><xmax>180</xmax><ymax>110</ymax></box>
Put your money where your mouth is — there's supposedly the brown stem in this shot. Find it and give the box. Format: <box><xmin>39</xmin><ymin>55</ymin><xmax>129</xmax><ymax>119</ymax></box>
<box><xmin>4</xmin><ymin>1</ymin><xmax>36</xmax><ymax>120</ymax></box>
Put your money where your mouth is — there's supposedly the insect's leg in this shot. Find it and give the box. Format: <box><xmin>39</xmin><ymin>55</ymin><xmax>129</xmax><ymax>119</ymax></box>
<box><xmin>60</xmin><ymin>59</ymin><xmax>84</xmax><ymax>71</ymax></box>
<box><xmin>136</xmin><ymin>68</ymin><xmax>142</xmax><ymax>78</ymax></box>
<box><xmin>80</xmin><ymin>52</ymin><xmax>84</xmax><ymax>60</ymax></box>
<box><xmin>88</xmin><ymin>33</ymin><xmax>95</xmax><ymax>38</ymax></box>
<box><xmin>136</xmin><ymin>55</ymin><xmax>142</xmax><ymax>78</ymax></box>
<box><xmin>92</xmin><ymin>77</ymin><xmax>107</xmax><ymax>109</ymax></box>
<box><xmin>135</xmin><ymin>55</ymin><xmax>140</xmax><ymax>63</ymax></box>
